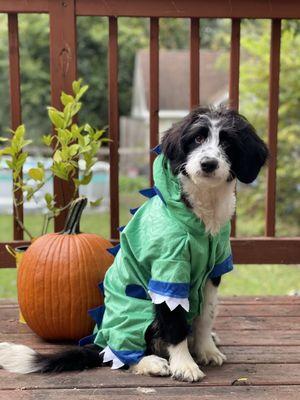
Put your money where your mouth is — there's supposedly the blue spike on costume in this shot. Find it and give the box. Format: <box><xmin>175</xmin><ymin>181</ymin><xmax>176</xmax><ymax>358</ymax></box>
<box><xmin>78</xmin><ymin>333</ymin><xmax>96</xmax><ymax>347</ymax></box>
<box><xmin>139</xmin><ymin>187</ymin><xmax>157</xmax><ymax>199</ymax></box>
<box><xmin>107</xmin><ymin>244</ymin><xmax>120</xmax><ymax>256</ymax></box>
<box><xmin>88</xmin><ymin>305</ymin><xmax>105</xmax><ymax>326</ymax></box>
<box><xmin>151</xmin><ymin>144</ymin><xmax>161</xmax><ymax>155</ymax></box>
<box><xmin>98</xmin><ymin>281</ymin><xmax>104</xmax><ymax>295</ymax></box>
<box><xmin>117</xmin><ymin>225</ymin><xmax>126</xmax><ymax>232</ymax></box>
<box><xmin>130</xmin><ymin>207</ymin><xmax>139</xmax><ymax>215</ymax></box>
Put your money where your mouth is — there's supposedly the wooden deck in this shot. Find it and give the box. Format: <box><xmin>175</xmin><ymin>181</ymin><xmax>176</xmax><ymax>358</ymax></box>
<box><xmin>1</xmin><ymin>296</ymin><xmax>300</xmax><ymax>399</ymax></box>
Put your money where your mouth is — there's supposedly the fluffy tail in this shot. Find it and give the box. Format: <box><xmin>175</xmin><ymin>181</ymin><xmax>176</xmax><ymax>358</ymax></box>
<box><xmin>0</xmin><ymin>342</ymin><xmax>103</xmax><ymax>374</ymax></box>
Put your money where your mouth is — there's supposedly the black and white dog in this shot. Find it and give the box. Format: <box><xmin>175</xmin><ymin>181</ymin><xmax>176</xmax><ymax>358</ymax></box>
<box><xmin>0</xmin><ymin>106</ymin><xmax>268</xmax><ymax>381</ymax></box>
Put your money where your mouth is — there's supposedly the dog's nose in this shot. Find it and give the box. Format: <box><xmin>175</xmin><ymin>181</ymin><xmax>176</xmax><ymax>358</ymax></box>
<box><xmin>200</xmin><ymin>158</ymin><xmax>219</xmax><ymax>173</ymax></box>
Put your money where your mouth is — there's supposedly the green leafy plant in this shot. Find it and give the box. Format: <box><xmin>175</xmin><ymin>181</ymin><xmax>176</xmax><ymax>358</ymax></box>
<box><xmin>0</xmin><ymin>79</ymin><xmax>108</xmax><ymax>238</ymax></box>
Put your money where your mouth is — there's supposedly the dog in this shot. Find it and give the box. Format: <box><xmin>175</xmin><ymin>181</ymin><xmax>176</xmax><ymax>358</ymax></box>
<box><xmin>0</xmin><ymin>106</ymin><xmax>268</xmax><ymax>382</ymax></box>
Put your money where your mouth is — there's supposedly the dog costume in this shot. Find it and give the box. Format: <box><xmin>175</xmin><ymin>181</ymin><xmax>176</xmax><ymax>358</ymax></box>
<box><xmin>80</xmin><ymin>150</ymin><xmax>233</xmax><ymax>369</ymax></box>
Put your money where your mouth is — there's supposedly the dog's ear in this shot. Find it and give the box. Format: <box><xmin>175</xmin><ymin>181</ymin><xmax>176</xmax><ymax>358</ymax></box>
<box><xmin>161</xmin><ymin>115</ymin><xmax>191</xmax><ymax>162</ymax></box>
<box><xmin>229</xmin><ymin>113</ymin><xmax>269</xmax><ymax>184</ymax></box>
<box><xmin>161</xmin><ymin>108</ymin><xmax>208</xmax><ymax>173</ymax></box>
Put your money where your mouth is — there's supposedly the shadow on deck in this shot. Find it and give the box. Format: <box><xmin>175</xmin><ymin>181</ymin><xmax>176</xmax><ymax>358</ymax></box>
<box><xmin>1</xmin><ymin>296</ymin><xmax>300</xmax><ymax>399</ymax></box>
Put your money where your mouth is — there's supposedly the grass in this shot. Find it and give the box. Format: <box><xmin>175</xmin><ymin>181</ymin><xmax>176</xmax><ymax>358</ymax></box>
<box><xmin>1</xmin><ymin>176</ymin><xmax>299</xmax><ymax>298</ymax></box>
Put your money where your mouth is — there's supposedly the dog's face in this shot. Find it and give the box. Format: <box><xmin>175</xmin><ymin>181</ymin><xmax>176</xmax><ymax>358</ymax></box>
<box><xmin>161</xmin><ymin>107</ymin><xmax>268</xmax><ymax>186</ymax></box>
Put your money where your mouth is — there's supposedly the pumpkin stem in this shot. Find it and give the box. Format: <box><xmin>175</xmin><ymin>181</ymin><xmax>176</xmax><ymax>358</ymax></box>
<box><xmin>62</xmin><ymin>197</ymin><xmax>88</xmax><ymax>234</ymax></box>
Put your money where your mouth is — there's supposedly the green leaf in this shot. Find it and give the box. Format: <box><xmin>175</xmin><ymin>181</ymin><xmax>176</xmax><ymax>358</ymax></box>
<box><xmin>60</xmin><ymin>91</ymin><xmax>74</xmax><ymax>106</ymax></box>
<box><xmin>43</xmin><ymin>134</ymin><xmax>53</xmax><ymax>146</ymax></box>
<box><xmin>44</xmin><ymin>192</ymin><xmax>53</xmax><ymax>206</ymax></box>
<box><xmin>78</xmin><ymin>172</ymin><xmax>92</xmax><ymax>185</ymax></box>
<box><xmin>76</xmin><ymin>84</ymin><xmax>89</xmax><ymax>100</ymax></box>
<box><xmin>68</xmin><ymin>144</ymin><xmax>80</xmax><ymax>157</ymax></box>
<box><xmin>47</xmin><ymin>107</ymin><xmax>65</xmax><ymax>129</ymax></box>
<box><xmin>90</xmin><ymin>198</ymin><xmax>102</xmax><ymax>207</ymax></box>
<box><xmin>28</xmin><ymin>167</ymin><xmax>45</xmax><ymax>181</ymax></box>
<box><xmin>72</xmin><ymin>78</ymin><xmax>83</xmax><ymax>95</ymax></box>
<box><xmin>14</xmin><ymin>124</ymin><xmax>25</xmax><ymax>138</ymax></box>
<box><xmin>0</xmin><ymin>137</ymin><xmax>8</xmax><ymax>142</ymax></box>
<box><xmin>5</xmin><ymin>160</ymin><xmax>13</xmax><ymax>169</ymax></box>
<box><xmin>53</xmin><ymin>150</ymin><xmax>62</xmax><ymax>163</ymax></box>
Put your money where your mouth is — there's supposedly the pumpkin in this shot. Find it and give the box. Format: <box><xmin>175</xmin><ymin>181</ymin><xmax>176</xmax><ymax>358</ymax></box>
<box><xmin>17</xmin><ymin>197</ymin><xmax>114</xmax><ymax>340</ymax></box>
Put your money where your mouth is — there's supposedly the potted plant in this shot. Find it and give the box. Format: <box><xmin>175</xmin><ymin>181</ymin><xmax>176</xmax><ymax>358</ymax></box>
<box><xmin>0</xmin><ymin>80</ymin><xmax>114</xmax><ymax>336</ymax></box>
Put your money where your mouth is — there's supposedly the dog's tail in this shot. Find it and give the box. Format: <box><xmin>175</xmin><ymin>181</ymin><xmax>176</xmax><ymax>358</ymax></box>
<box><xmin>0</xmin><ymin>342</ymin><xmax>103</xmax><ymax>374</ymax></box>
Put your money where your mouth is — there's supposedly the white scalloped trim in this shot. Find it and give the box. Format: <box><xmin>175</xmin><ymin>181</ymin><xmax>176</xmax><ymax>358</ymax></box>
<box><xmin>148</xmin><ymin>290</ymin><xmax>190</xmax><ymax>312</ymax></box>
<box><xmin>100</xmin><ymin>346</ymin><xmax>125</xmax><ymax>369</ymax></box>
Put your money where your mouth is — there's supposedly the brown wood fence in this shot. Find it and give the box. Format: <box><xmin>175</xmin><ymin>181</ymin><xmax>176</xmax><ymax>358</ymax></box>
<box><xmin>0</xmin><ymin>0</ymin><xmax>300</xmax><ymax>268</ymax></box>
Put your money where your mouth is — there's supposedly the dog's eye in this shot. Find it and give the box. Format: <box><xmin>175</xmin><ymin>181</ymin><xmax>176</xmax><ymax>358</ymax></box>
<box><xmin>195</xmin><ymin>136</ymin><xmax>205</xmax><ymax>144</ymax></box>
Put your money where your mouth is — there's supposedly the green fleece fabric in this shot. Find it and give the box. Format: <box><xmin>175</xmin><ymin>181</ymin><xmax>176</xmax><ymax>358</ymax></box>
<box><xmin>93</xmin><ymin>154</ymin><xmax>233</xmax><ymax>365</ymax></box>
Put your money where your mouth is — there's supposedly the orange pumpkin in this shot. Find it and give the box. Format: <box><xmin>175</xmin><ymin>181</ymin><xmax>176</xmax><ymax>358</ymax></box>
<box><xmin>17</xmin><ymin>197</ymin><xmax>114</xmax><ymax>340</ymax></box>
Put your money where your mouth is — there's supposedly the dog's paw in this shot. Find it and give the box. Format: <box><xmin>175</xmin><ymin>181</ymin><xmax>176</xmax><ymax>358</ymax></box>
<box><xmin>195</xmin><ymin>337</ymin><xmax>226</xmax><ymax>366</ymax></box>
<box><xmin>130</xmin><ymin>355</ymin><xmax>170</xmax><ymax>377</ymax></box>
<box><xmin>170</xmin><ymin>358</ymin><xmax>205</xmax><ymax>382</ymax></box>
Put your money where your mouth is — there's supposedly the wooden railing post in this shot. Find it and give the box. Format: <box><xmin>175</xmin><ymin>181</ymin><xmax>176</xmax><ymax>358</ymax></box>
<box><xmin>108</xmin><ymin>16</ymin><xmax>120</xmax><ymax>240</ymax></box>
<box><xmin>149</xmin><ymin>17</ymin><xmax>159</xmax><ymax>185</ymax></box>
<box><xmin>8</xmin><ymin>13</ymin><xmax>23</xmax><ymax>240</ymax></box>
<box><xmin>49</xmin><ymin>0</ymin><xmax>77</xmax><ymax>232</ymax></box>
<box><xmin>265</xmin><ymin>19</ymin><xmax>281</xmax><ymax>237</ymax></box>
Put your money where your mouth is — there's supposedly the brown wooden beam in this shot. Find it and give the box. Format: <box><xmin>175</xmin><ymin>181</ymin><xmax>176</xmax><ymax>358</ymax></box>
<box><xmin>231</xmin><ymin>237</ymin><xmax>300</xmax><ymax>264</ymax></box>
<box><xmin>76</xmin><ymin>0</ymin><xmax>300</xmax><ymax>19</ymax></box>
<box><xmin>8</xmin><ymin>14</ymin><xmax>23</xmax><ymax>241</ymax></box>
<box><xmin>2</xmin><ymin>237</ymin><xmax>299</xmax><ymax>268</ymax></box>
<box><xmin>0</xmin><ymin>0</ymin><xmax>49</xmax><ymax>13</ymax></box>
<box><xmin>49</xmin><ymin>0</ymin><xmax>77</xmax><ymax>232</ymax></box>
<box><xmin>149</xmin><ymin>17</ymin><xmax>159</xmax><ymax>185</ymax></box>
<box><xmin>108</xmin><ymin>16</ymin><xmax>120</xmax><ymax>240</ymax></box>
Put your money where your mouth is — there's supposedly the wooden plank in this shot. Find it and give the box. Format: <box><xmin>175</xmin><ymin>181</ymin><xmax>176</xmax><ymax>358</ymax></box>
<box><xmin>219</xmin><ymin>303</ymin><xmax>300</xmax><ymax>317</ymax></box>
<box><xmin>3</xmin><ymin>307</ymin><xmax>300</xmax><ymax>333</ymax></box>
<box><xmin>0</xmin><ymin>0</ymin><xmax>49</xmax><ymax>13</ymax></box>
<box><xmin>229</xmin><ymin>18</ymin><xmax>240</xmax><ymax>237</ymax></box>
<box><xmin>0</xmin><ymin>241</ymin><xmax>30</xmax><ymax>268</ymax></box>
<box><xmin>189</xmin><ymin>18</ymin><xmax>200</xmax><ymax>109</ymax></box>
<box><xmin>220</xmin><ymin>296</ymin><xmax>300</xmax><ymax>305</ymax></box>
<box><xmin>49</xmin><ymin>0</ymin><xmax>77</xmax><ymax>232</ymax></box>
<box><xmin>108</xmin><ymin>16</ymin><xmax>120</xmax><ymax>240</ymax></box>
<box><xmin>76</xmin><ymin>0</ymin><xmax>300</xmax><ymax>19</ymax></box>
<box><xmin>149</xmin><ymin>17</ymin><xmax>159</xmax><ymax>185</ymax></box>
<box><xmin>2</xmin><ymin>363</ymin><xmax>300</xmax><ymax>390</ymax></box>
<box><xmin>1</xmin><ymin>386</ymin><xmax>300</xmax><ymax>400</ymax></box>
<box><xmin>4</xmin><ymin>296</ymin><xmax>300</xmax><ymax>306</ymax></box>
<box><xmin>220</xmin><ymin>345</ymin><xmax>300</xmax><ymax>364</ymax></box>
<box><xmin>231</xmin><ymin>237</ymin><xmax>300</xmax><ymax>264</ymax></box>
<box><xmin>219</xmin><ymin>330</ymin><xmax>300</xmax><ymax>346</ymax></box>
<box><xmin>265</xmin><ymin>19</ymin><xmax>281</xmax><ymax>236</ymax></box>
<box><xmin>216</xmin><ymin>316</ymin><xmax>300</xmax><ymax>330</ymax></box>
<box><xmin>8</xmin><ymin>14</ymin><xmax>23</xmax><ymax>241</ymax></box>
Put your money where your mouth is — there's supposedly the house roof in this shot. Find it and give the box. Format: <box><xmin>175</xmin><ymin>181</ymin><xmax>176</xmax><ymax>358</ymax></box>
<box><xmin>136</xmin><ymin>49</ymin><xmax>228</xmax><ymax>111</ymax></box>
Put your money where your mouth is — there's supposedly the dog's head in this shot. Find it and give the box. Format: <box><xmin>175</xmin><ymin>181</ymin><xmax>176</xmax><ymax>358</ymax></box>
<box><xmin>161</xmin><ymin>106</ymin><xmax>268</xmax><ymax>187</ymax></box>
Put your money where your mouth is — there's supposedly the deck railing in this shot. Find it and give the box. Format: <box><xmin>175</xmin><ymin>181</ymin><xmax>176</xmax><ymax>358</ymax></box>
<box><xmin>0</xmin><ymin>0</ymin><xmax>300</xmax><ymax>268</ymax></box>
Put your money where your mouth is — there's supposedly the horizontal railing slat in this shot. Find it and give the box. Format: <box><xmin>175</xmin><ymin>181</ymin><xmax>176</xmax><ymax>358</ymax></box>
<box><xmin>76</xmin><ymin>0</ymin><xmax>300</xmax><ymax>18</ymax></box>
<box><xmin>1</xmin><ymin>238</ymin><xmax>299</xmax><ymax>268</ymax></box>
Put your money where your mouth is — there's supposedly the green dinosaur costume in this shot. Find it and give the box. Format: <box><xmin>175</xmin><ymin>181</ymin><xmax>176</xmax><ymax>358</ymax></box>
<box><xmin>80</xmin><ymin>150</ymin><xmax>233</xmax><ymax>369</ymax></box>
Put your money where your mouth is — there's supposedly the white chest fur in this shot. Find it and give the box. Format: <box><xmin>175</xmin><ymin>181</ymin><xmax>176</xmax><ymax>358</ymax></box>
<box><xmin>180</xmin><ymin>176</ymin><xmax>236</xmax><ymax>236</ymax></box>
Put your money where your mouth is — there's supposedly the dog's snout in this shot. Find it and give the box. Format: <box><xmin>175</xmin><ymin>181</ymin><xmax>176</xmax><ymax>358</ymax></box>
<box><xmin>200</xmin><ymin>157</ymin><xmax>219</xmax><ymax>173</ymax></box>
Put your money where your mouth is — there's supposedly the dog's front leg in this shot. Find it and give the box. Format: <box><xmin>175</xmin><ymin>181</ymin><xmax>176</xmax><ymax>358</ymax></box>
<box><xmin>193</xmin><ymin>278</ymin><xmax>226</xmax><ymax>366</ymax></box>
<box><xmin>156</xmin><ymin>302</ymin><xmax>205</xmax><ymax>382</ymax></box>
